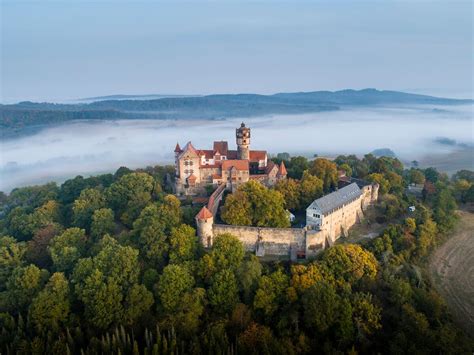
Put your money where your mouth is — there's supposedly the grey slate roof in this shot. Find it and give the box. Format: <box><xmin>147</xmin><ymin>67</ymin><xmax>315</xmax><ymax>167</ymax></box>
<box><xmin>307</xmin><ymin>183</ymin><xmax>362</xmax><ymax>215</ymax></box>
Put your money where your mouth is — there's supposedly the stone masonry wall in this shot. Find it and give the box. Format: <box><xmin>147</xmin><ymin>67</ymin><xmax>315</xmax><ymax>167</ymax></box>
<box><xmin>212</xmin><ymin>224</ymin><xmax>326</xmax><ymax>258</ymax></box>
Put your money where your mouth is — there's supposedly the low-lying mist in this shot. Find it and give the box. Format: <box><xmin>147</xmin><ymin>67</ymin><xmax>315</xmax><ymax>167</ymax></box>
<box><xmin>1</xmin><ymin>104</ymin><xmax>472</xmax><ymax>192</ymax></box>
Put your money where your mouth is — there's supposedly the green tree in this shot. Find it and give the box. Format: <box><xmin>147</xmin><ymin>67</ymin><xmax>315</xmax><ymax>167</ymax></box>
<box><xmin>169</xmin><ymin>224</ymin><xmax>197</xmax><ymax>264</ymax></box>
<box><xmin>424</xmin><ymin>167</ymin><xmax>440</xmax><ymax>183</ymax></box>
<box><xmin>208</xmin><ymin>269</ymin><xmax>239</xmax><ymax>314</ymax></box>
<box><xmin>156</xmin><ymin>264</ymin><xmax>194</xmax><ymax>314</ymax></box>
<box><xmin>72</xmin><ymin>236</ymin><xmax>145</xmax><ymax>329</ymax></box>
<box><xmin>221</xmin><ymin>181</ymin><xmax>289</xmax><ymax>228</ymax></box>
<box><xmin>309</xmin><ymin>158</ymin><xmax>338</xmax><ymax>192</ymax></box>
<box><xmin>2</xmin><ymin>264</ymin><xmax>49</xmax><ymax>313</ymax></box>
<box><xmin>106</xmin><ymin>172</ymin><xmax>155</xmax><ymax>226</ymax></box>
<box><xmin>5</xmin><ymin>207</ymin><xmax>35</xmax><ymax>241</ymax></box>
<box><xmin>432</xmin><ymin>184</ymin><xmax>457</xmax><ymax>232</ymax></box>
<box><xmin>155</xmin><ymin>265</ymin><xmax>204</xmax><ymax>335</ymax></box>
<box><xmin>123</xmin><ymin>284</ymin><xmax>154</xmax><ymax>325</ymax></box>
<box><xmin>351</xmin><ymin>292</ymin><xmax>382</xmax><ymax>338</ymax></box>
<box><xmin>90</xmin><ymin>208</ymin><xmax>115</xmax><ymax>241</ymax></box>
<box><xmin>237</xmin><ymin>255</ymin><xmax>262</xmax><ymax>303</ymax></box>
<box><xmin>416</xmin><ymin>218</ymin><xmax>438</xmax><ymax>258</ymax></box>
<box><xmin>72</xmin><ymin>188</ymin><xmax>106</xmax><ymax>231</ymax></box>
<box><xmin>287</xmin><ymin>263</ymin><xmax>323</xmax><ymax>301</ymax></box>
<box><xmin>199</xmin><ymin>234</ymin><xmax>245</xmax><ymax>281</ymax></box>
<box><xmin>220</xmin><ymin>190</ymin><xmax>252</xmax><ymax>226</ymax></box>
<box><xmin>339</xmin><ymin>163</ymin><xmax>353</xmax><ymax>177</ymax></box>
<box><xmin>386</xmin><ymin>171</ymin><xmax>404</xmax><ymax>194</ymax></box>
<box><xmin>79</xmin><ymin>269</ymin><xmax>124</xmax><ymax>329</ymax></box>
<box><xmin>133</xmin><ymin>197</ymin><xmax>182</xmax><ymax>268</ymax></box>
<box><xmin>28</xmin><ymin>272</ymin><xmax>70</xmax><ymax>334</ymax></box>
<box><xmin>275</xmin><ymin>178</ymin><xmax>300</xmax><ymax>211</ymax></box>
<box><xmin>453</xmin><ymin>179</ymin><xmax>471</xmax><ymax>202</ymax></box>
<box><xmin>49</xmin><ymin>228</ymin><xmax>87</xmax><ymax>273</ymax></box>
<box><xmin>0</xmin><ymin>236</ymin><xmax>26</xmax><ymax>291</ymax></box>
<box><xmin>322</xmin><ymin>244</ymin><xmax>378</xmax><ymax>284</ymax></box>
<box><xmin>287</xmin><ymin>156</ymin><xmax>309</xmax><ymax>180</ymax></box>
<box><xmin>409</xmin><ymin>169</ymin><xmax>426</xmax><ymax>185</ymax></box>
<box><xmin>368</xmin><ymin>173</ymin><xmax>390</xmax><ymax>195</ymax></box>
<box><xmin>302</xmin><ymin>281</ymin><xmax>340</xmax><ymax>333</ymax></box>
<box><xmin>253</xmin><ymin>269</ymin><xmax>289</xmax><ymax>317</ymax></box>
<box><xmin>30</xmin><ymin>200</ymin><xmax>62</xmax><ymax>234</ymax></box>
<box><xmin>299</xmin><ymin>171</ymin><xmax>324</xmax><ymax>208</ymax></box>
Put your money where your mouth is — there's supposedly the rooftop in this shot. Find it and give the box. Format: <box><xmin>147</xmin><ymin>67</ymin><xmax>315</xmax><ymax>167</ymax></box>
<box><xmin>307</xmin><ymin>183</ymin><xmax>362</xmax><ymax>215</ymax></box>
<box><xmin>196</xmin><ymin>206</ymin><xmax>213</xmax><ymax>220</ymax></box>
<box><xmin>222</xmin><ymin>159</ymin><xmax>249</xmax><ymax>171</ymax></box>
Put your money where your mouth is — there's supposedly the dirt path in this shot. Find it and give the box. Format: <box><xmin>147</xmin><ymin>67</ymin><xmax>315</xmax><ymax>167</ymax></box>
<box><xmin>429</xmin><ymin>210</ymin><xmax>474</xmax><ymax>337</ymax></box>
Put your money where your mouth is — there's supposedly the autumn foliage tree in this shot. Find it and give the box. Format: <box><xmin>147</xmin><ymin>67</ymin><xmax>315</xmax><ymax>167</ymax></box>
<box><xmin>221</xmin><ymin>180</ymin><xmax>289</xmax><ymax>228</ymax></box>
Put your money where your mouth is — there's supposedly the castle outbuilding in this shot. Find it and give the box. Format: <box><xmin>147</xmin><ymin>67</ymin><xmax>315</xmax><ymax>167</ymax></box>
<box><xmin>174</xmin><ymin>123</ymin><xmax>286</xmax><ymax>195</ymax></box>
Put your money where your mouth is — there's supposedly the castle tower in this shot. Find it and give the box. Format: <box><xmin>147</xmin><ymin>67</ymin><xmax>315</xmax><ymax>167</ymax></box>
<box><xmin>195</xmin><ymin>206</ymin><xmax>214</xmax><ymax>248</ymax></box>
<box><xmin>174</xmin><ymin>142</ymin><xmax>182</xmax><ymax>177</ymax></box>
<box><xmin>236</xmin><ymin>122</ymin><xmax>250</xmax><ymax>160</ymax></box>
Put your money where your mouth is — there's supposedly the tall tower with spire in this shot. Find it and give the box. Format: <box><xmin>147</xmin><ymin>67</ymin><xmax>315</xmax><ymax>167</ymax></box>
<box><xmin>236</xmin><ymin>122</ymin><xmax>250</xmax><ymax>160</ymax></box>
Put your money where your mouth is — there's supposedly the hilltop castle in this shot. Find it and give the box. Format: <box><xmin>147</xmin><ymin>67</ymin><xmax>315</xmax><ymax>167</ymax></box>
<box><xmin>174</xmin><ymin>123</ymin><xmax>287</xmax><ymax>195</ymax></box>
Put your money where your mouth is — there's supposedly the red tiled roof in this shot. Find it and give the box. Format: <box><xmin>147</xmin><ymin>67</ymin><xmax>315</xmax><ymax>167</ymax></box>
<box><xmin>187</xmin><ymin>174</ymin><xmax>197</xmax><ymax>181</ymax></box>
<box><xmin>193</xmin><ymin>196</ymin><xmax>209</xmax><ymax>204</ymax></box>
<box><xmin>225</xmin><ymin>150</ymin><xmax>266</xmax><ymax>161</ymax></box>
<box><xmin>213</xmin><ymin>141</ymin><xmax>228</xmax><ymax>155</ymax></box>
<box><xmin>250</xmin><ymin>150</ymin><xmax>267</xmax><ymax>162</ymax></box>
<box><xmin>222</xmin><ymin>159</ymin><xmax>249</xmax><ymax>171</ymax></box>
<box><xmin>198</xmin><ymin>149</ymin><xmax>214</xmax><ymax>159</ymax></box>
<box><xmin>174</xmin><ymin>143</ymin><xmax>182</xmax><ymax>152</ymax></box>
<box><xmin>278</xmin><ymin>161</ymin><xmax>287</xmax><ymax>176</ymax></box>
<box><xmin>196</xmin><ymin>206</ymin><xmax>213</xmax><ymax>220</ymax></box>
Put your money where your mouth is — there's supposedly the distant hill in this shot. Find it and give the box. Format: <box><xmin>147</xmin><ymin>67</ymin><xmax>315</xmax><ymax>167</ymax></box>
<box><xmin>75</xmin><ymin>94</ymin><xmax>198</xmax><ymax>103</ymax></box>
<box><xmin>1</xmin><ymin>89</ymin><xmax>471</xmax><ymax>139</ymax></box>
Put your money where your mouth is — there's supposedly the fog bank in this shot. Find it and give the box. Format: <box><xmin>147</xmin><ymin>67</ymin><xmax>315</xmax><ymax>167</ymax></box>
<box><xmin>1</xmin><ymin>104</ymin><xmax>472</xmax><ymax>192</ymax></box>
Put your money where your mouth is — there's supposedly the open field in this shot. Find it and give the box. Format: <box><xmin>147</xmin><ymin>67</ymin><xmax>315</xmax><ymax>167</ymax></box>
<box><xmin>418</xmin><ymin>147</ymin><xmax>474</xmax><ymax>176</ymax></box>
<box><xmin>429</xmin><ymin>209</ymin><xmax>474</xmax><ymax>337</ymax></box>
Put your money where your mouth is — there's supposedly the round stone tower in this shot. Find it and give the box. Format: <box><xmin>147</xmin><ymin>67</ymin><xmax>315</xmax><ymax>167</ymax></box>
<box><xmin>236</xmin><ymin>122</ymin><xmax>250</xmax><ymax>160</ymax></box>
<box><xmin>195</xmin><ymin>206</ymin><xmax>214</xmax><ymax>248</ymax></box>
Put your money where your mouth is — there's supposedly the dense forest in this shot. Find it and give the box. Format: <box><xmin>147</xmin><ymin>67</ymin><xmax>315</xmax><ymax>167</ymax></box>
<box><xmin>2</xmin><ymin>89</ymin><xmax>471</xmax><ymax>138</ymax></box>
<box><xmin>0</xmin><ymin>155</ymin><xmax>473</xmax><ymax>354</ymax></box>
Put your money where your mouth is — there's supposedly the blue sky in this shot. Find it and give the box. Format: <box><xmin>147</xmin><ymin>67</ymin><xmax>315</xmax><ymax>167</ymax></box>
<box><xmin>1</xmin><ymin>0</ymin><xmax>472</xmax><ymax>103</ymax></box>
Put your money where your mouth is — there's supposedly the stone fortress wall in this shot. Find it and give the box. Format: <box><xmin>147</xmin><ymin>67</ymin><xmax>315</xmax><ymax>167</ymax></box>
<box><xmin>196</xmin><ymin>180</ymin><xmax>378</xmax><ymax>260</ymax></box>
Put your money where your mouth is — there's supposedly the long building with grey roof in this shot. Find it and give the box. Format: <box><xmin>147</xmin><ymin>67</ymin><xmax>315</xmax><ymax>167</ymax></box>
<box><xmin>306</xmin><ymin>181</ymin><xmax>379</xmax><ymax>244</ymax></box>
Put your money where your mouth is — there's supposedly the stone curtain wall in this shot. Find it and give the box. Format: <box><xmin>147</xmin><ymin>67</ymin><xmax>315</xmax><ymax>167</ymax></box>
<box><xmin>213</xmin><ymin>224</ymin><xmax>326</xmax><ymax>258</ymax></box>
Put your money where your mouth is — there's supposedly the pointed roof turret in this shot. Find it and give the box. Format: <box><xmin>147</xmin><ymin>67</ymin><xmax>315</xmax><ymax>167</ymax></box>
<box><xmin>179</xmin><ymin>141</ymin><xmax>198</xmax><ymax>158</ymax></box>
<box><xmin>277</xmin><ymin>161</ymin><xmax>288</xmax><ymax>176</ymax></box>
<box><xmin>174</xmin><ymin>142</ymin><xmax>182</xmax><ymax>153</ymax></box>
<box><xmin>196</xmin><ymin>206</ymin><xmax>213</xmax><ymax>220</ymax></box>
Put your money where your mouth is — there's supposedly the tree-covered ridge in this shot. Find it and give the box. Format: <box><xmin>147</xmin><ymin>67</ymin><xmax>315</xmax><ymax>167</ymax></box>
<box><xmin>0</xmin><ymin>157</ymin><xmax>473</xmax><ymax>354</ymax></box>
<box><xmin>1</xmin><ymin>89</ymin><xmax>471</xmax><ymax>138</ymax></box>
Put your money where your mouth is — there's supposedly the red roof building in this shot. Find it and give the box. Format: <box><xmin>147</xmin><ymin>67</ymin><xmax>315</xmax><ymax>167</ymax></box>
<box><xmin>174</xmin><ymin>123</ymin><xmax>285</xmax><ymax>195</ymax></box>
<box><xmin>196</xmin><ymin>206</ymin><xmax>213</xmax><ymax>220</ymax></box>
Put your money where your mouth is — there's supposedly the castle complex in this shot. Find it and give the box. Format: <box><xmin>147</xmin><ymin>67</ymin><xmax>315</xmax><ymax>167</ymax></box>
<box><xmin>174</xmin><ymin>123</ymin><xmax>287</xmax><ymax>195</ymax></box>
<box><xmin>173</xmin><ymin>123</ymin><xmax>379</xmax><ymax>259</ymax></box>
